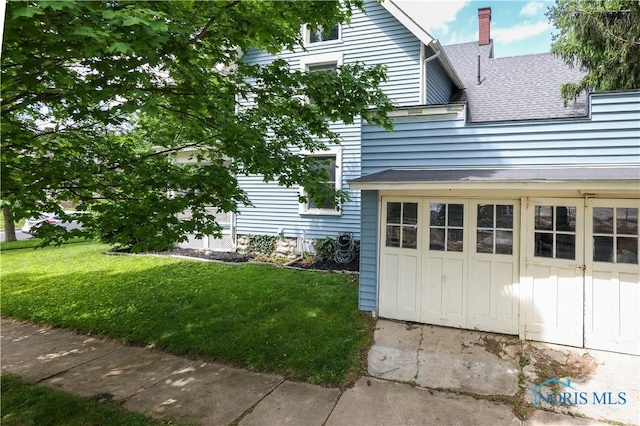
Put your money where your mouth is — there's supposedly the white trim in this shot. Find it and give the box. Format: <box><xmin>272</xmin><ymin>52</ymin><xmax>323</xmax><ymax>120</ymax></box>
<box><xmin>298</xmin><ymin>146</ymin><xmax>343</xmax><ymax>216</ymax></box>
<box><xmin>299</xmin><ymin>53</ymin><xmax>344</xmax><ymax>71</ymax></box>
<box><xmin>419</xmin><ymin>43</ymin><xmax>426</xmax><ymax>105</ymax></box>
<box><xmin>379</xmin><ymin>0</ymin><xmax>434</xmax><ymax>47</ymax></box>
<box><xmin>302</xmin><ymin>23</ymin><xmax>342</xmax><ymax>47</ymax></box>
<box><xmin>379</xmin><ymin>1</ymin><xmax>463</xmax><ymax>89</ymax></box>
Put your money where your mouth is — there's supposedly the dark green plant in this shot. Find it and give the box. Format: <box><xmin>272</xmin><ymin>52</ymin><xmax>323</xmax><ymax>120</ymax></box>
<box><xmin>315</xmin><ymin>236</ymin><xmax>336</xmax><ymax>260</ymax></box>
<box><xmin>1</xmin><ymin>1</ymin><xmax>394</xmax><ymax>250</ymax></box>
<box><xmin>247</xmin><ymin>234</ymin><xmax>277</xmax><ymax>255</ymax></box>
<box><xmin>548</xmin><ymin>0</ymin><xmax>640</xmax><ymax>104</ymax></box>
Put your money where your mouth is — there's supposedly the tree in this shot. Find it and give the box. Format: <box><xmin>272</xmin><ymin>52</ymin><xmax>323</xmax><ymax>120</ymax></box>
<box><xmin>1</xmin><ymin>1</ymin><xmax>393</xmax><ymax>250</ymax></box>
<box><xmin>547</xmin><ymin>0</ymin><xmax>640</xmax><ymax>103</ymax></box>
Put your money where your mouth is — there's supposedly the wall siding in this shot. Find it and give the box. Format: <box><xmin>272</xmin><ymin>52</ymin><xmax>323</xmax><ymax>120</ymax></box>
<box><xmin>362</xmin><ymin>92</ymin><xmax>640</xmax><ymax>175</ymax></box>
<box><xmin>237</xmin><ymin>0</ymin><xmax>423</xmax><ymax>239</ymax></box>
<box><xmin>359</xmin><ymin>190</ymin><xmax>379</xmax><ymax>311</ymax></box>
<box><xmin>426</xmin><ymin>58</ymin><xmax>453</xmax><ymax>105</ymax></box>
<box><xmin>358</xmin><ymin>90</ymin><xmax>640</xmax><ymax>311</ymax></box>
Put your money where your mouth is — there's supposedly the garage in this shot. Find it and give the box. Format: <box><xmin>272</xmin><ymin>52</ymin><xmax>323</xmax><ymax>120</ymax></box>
<box><xmin>350</xmin><ymin>164</ymin><xmax>640</xmax><ymax>356</ymax></box>
<box><xmin>377</xmin><ymin>192</ymin><xmax>639</xmax><ymax>355</ymax></box>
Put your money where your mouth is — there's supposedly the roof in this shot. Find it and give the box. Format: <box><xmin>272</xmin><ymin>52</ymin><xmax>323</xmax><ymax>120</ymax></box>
<box><xmin>349</xmin><ymin>166</ymin><xmax>640</xmax><ymax>190</ymax></box>
<box><xmin>443</xmin><ymin>41</ymin><xmax>588</xmax><ymax>123</ymax></box>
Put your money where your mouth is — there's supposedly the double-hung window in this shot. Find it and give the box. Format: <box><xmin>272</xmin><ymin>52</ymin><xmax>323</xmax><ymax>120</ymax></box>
<box><xmin>304</xmin><ymin>24</ymin><xmax>341</xmax><ymax>45</ymax></box>
<box><xmin>299</xmin><ymin>147</ymin><xmax>342</xmax><ymax>215</ymax></box>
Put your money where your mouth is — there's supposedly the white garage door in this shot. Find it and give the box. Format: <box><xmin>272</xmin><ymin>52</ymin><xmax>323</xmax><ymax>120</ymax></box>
<box><xmin>379</xmin><ymin>198</ymin><xmax>520</xmax><ymax>335</ymax></box>
<box><xmin>523</xmin><ymin>199</ymin><xmax>585</xmax><ymax>347</ymax></box>
<box><xmin>585</xmin><ymin>200</ymin><xmax>639</xmax><ymax>355</ymax></box>
<box><xmin>523</xmin><ymin>198</ymin><xmax>639</xmax><ymax>355</ymax></box>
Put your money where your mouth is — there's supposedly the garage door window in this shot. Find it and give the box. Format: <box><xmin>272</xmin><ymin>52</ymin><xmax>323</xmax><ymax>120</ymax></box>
<box><xmin>430</xmin><ymin>203</ymin><xmax>463</xmax><ymax>252</ymax></box>
<box><xmin>593</xmin><ymin>207</ymin><xmax>638</xmax><ymax>264</ymax></box>
<box><xmin>477</xmin><ymin>204</ymin><xmax>514</xmax><ymax>254</ymax></box>
<box><xmin>534</xmin><ymin>205</ymin><xmax>576</xmax><ymax>259</ymax></box>
<box><xmin>386</xmin><ymin>202</ymin><xmax>418</xmax><ymax>249</ymax></box>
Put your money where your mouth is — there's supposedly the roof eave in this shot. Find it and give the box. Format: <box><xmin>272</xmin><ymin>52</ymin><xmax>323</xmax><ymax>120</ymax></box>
<box><xmin>381</xmin><ymin>0</ymin><xmax>464</xmax><ymax>90</ymax></box>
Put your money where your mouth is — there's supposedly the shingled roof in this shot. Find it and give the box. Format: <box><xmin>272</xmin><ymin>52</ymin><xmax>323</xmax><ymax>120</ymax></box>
<box><xmin>443</xmin><ymin>41</ymin><xmax>588</xmax><ymax>123</ymax></box>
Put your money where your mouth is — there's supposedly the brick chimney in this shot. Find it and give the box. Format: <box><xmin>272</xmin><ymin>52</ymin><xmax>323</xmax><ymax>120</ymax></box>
<box><xmin>478</xmin><ymin>7</ymin><xmax>491</xmax><ymax>46</ymax></box>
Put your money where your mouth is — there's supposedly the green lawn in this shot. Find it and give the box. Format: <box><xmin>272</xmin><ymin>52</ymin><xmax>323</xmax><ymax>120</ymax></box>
<box><xmin>0</xmin><ymin>243</ymin><xmax>373</xmax><ymax>386</ymax></box>
<box><xmin>0</xmin><ymin>212</ymin><xmax>25</xmax><ymax>231</ymax></box>
<box><xmin>1</xmin><ymin>374</ymin><xmax>185</xmax><ymax>425</ymax></box>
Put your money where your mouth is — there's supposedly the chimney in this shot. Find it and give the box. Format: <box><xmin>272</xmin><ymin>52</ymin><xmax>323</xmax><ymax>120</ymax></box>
<box><xmin>478</xmin><ymin>7</ymin><xmax>491</xmax><ymax>46</ymax></box>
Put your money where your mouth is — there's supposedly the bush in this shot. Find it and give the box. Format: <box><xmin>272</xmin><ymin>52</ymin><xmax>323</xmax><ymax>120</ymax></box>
<box><xmin>314</xmin><ymin>237</ymin><xmax>336</xmax><ymax>260</ymax></box>
<box><xmin>247</xmin><ymin>234</ymin><xmax>277</xmax><ymax>255</ymax></box>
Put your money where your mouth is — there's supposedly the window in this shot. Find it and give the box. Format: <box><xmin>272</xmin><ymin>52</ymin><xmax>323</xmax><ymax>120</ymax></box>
<box><xmin>593</xmin><ymin>207</ymin><xmax>638</xmax><ymax>264</ymax></box>
<box><xmin>304</xmin><ymin>24</ymin><xmax>340</xmax><ymax>45</ymax></box>
<box><xmin>306</xmin><ymin>63</ymin><xmax>337</xmax><ymax>105</ymax></box>
<box><xmin>534</xmin><ymin>205</ymin><xmax>577</xmax><ymax>259</ymax></box>
<box><xmin>300</xmin><ymin>54</ymin><xmax>343</xmax><ymax>106</ymax></box>
<box><xmin>476</xmin><ymin>204</ymin><xmax>514</xmax><ymax>255</ymax></box>
<box><xmin>430</xmin><ymin>203</ymin><xmax>464</xmax><ymax>252</ymax></box>
<box><xmin>386</xmin><ymin>202</ymin><xmax>418</xmax><ymax>249</ymax></box>
<box><xmin>299</xmin><ymin>147</ymin><xmax>342</xmax><ymax>215</ymax></box>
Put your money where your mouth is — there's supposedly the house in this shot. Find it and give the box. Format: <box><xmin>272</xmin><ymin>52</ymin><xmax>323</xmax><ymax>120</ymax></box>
<box><xmin>189</xmin><ymin>1</ymin><xmax>640</xmax><ymax>355</ymax></box>
<box><xmin>348</xmin><ymin>6</ymin><xmax>639</xmax><ymax>356</ymax></box>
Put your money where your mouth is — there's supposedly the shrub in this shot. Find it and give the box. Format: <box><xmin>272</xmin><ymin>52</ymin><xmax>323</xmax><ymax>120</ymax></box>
<box><xmin>247</xmin><ymin>234</ymin><xmax>277</xmax><ymax>255</ymax></box>
<box><xmin>314</xmin><ymin>236</ymin><xmax>336</xmax><ymax>260</ymax></box>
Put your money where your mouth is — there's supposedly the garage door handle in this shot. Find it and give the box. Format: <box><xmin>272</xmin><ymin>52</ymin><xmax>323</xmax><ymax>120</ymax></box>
<box><xmin>578</xmin><ymin>265</ymin><xmax>586</xmax><ymax>272</ymax></box>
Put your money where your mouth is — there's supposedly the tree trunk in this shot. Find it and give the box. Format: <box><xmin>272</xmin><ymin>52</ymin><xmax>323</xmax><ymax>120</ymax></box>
<box><xmin>3</xmin><ymin>205</ymin><xmax>17</xmax><ymax>241</ymax></box>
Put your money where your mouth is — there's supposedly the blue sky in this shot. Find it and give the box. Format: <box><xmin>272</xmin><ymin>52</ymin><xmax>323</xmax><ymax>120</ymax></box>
<box><xmin>395</xmin><ymin>0</ymin><xmax>557</xmax><ymax>57</ymax></box>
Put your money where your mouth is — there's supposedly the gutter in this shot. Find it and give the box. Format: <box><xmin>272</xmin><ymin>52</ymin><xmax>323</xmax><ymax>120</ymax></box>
<box><xmin>428</xmin><ymin>40</ymin><xmax>464</xmax><ymax>90</ymax></box>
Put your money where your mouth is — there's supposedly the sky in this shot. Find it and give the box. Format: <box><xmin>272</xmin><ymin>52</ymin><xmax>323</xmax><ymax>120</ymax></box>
<box><xmin>395</xmin><ymin>0</ymin><xmax>557</xmax><ymax>58</ymax></box>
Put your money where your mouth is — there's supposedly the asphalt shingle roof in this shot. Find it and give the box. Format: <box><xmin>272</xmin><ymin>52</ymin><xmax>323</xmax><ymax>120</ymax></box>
<box><xmin>443</xmin><ymin>41</ymin><xmax>588</xmax><ymax>123</ymax></box>
<box><xmin>350</xmin><ymin>166</ymin><xmax>640</xmax><ymax>184</ymax></box>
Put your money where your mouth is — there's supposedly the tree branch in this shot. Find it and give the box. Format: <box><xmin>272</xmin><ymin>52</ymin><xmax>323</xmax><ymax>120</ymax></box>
<box><xmin>190</xmin><ymin>0</ymin><xmax>241</xmax><ymax>43</ymax></box>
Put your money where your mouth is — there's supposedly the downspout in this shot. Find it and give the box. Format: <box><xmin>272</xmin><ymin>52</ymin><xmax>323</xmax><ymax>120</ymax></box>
<box><xmin>423</xmin><ymin>46</ymin><xmax>442</xmax><ymax>105</ymax></box>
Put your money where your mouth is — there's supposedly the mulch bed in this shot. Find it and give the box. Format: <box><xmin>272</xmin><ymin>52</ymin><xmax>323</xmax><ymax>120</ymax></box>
<box><xmin>287</xmin><ymin>258</ymin><xmax>359</xmax><ymax>272</ymax></box>
<box><xmin>153</xmin><ymin>248</ymin><xmax>359</xmax><ymax>272</ymax></box>
<box><xmin>156</xmin><ymin>248</ymin><xmax>256</xmax><ymax>263</ymax></box>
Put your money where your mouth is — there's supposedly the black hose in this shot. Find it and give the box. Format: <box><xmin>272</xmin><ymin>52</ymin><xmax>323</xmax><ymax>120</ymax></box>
<box><xmin>335</xmin><ymin>232</ymin><xmax>356</xmax><ymax>264</ymax></box>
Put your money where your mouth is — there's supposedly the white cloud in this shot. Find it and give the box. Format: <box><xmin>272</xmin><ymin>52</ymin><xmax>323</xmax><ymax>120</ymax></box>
<box><xmin>394</xmin><ymin>1</ymin><xmax>468</xmax><ymax>35</ymax></box>
<box><xmin>492</xmin><ymin>21</ymin><xmax>551</xmax><ymax>43</ymax></box>
<box><xmin>520</xmin><ymin>2</ymin><xmax>545</xmax><ymax>17</ymax></box>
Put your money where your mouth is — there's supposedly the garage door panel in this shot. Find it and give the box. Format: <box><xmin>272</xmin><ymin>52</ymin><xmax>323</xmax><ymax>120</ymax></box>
<box><xmin>443</xmin><ymin>258</ymin><xmax>464</xmax><ymax>316</ymax></box>
<box><xmin>382</xmin><ymin>253</ymin><xmax>399</xmax><ymax>308</ymax></box>
<box><xmin>469</xmin><ymin>261</ymin><xmax>491</xmax><ymax>319</ymax></box>
<box><xmin>492</xmin><ymin>261</ymin><xmax>516</xmax><ymax>321</ymax></box>
<box><xmin>585</xmin><ymin>200</ymin><xmax>639</xmax><ymax>355</ymax></box>
<box><xmin>423</xmin><ymin>258</ymin><xmax>443</xmax><ymax>313</ymax></box>
<box><xmin>423</xmin><ymin>257</ymin><xmax>466</xmax><ymax>327</ymax></box>
<box><xmin>619</xmin><ymin>274</ymin><xmax>639</xmax><ymax>338</ymax></box>
<box><xmin>380</xmin><ymin>252</ymin><xmax>421</xmax><ymax>322</ymax></box>
<box><xmin>590</xmin><ymin>271</ymin><xmax>618</xmax><ymax>333</ymax></box>
<box><xmin>400</xmin><ymin>255</ymin><xmax>419</xmax><ymax>310</ymax></box>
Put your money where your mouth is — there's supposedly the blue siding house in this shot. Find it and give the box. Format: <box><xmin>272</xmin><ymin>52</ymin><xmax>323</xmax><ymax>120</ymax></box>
<box><xmin>234</xmin><ymin>2</ymin><xmax>640</xmax><ymax>355</ymax></box>
<box><xmin>234</xmin><ymin>0</ymin><xmax>463</xmax><ymax>240</ymax></box>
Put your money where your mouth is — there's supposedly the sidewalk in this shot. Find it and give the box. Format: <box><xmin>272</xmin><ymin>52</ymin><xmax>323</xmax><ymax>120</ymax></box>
<box><xmin>0</xmin><ymin>317</ymin><xmax>612</xmax><ymax>425</ymax></box>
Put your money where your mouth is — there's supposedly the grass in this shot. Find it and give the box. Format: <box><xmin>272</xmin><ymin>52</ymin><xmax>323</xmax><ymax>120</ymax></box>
<box><xmin>0</xmin><ymin>237</ymin><xmax>89</xmax><ymax>251</ymax></box>
<box><xmin>0</xmin><ymin>242</ymin><xmax>373</xmax><ymax>386</ymax></box>
<box><xmin>1</xmin><ymin>374</ymin><xmax>181</xmax><ymax>426</ymax></box>
<box><xmin>0</xmin><ymin>212</ymin><xmax>25</xmax><ymax>231</ymax></box>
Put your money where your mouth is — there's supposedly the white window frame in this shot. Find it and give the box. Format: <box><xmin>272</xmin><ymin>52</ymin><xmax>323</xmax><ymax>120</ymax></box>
<box><xmin>300</xmin><ymin>53</ymin><xmax>343</xmax><ymax>105</ymax></box>
<box><xmin>300</xmin><ymin>53</ymin><xmax>344</xmax><ymax>71</ymax></box>
<box><xmin>302</xmin><ymin>23</ymin><xmax>342</xmax><ymax>46</ymax></box>
<box><xmin>298</xmin><ymin>146</ymin><xmax>343</xmax><ymax>216</ymax></box>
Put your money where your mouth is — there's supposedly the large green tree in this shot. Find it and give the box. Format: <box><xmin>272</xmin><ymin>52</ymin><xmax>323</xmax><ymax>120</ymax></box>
<box><xmin>1</xmin><ymin>1</ymin><xmax>393</xmax><ymax>250</ymax></box>
<box><xmin>548</xmin><ymin>0</ymin><xmax>640</xmax><ymax>103</ymax></box>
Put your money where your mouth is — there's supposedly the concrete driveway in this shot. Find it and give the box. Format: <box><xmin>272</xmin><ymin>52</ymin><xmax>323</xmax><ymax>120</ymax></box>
<box><xmin>368</xmin><ymin>319</ymin><xmax>640</xmax><ymax>425</ymax></box>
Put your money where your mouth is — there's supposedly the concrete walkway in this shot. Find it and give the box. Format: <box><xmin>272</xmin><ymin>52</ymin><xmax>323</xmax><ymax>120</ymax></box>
<box><xmin>0</xmin><ymin>317</ymin><xmax>625</xmax><ymax>425</ymax></box>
